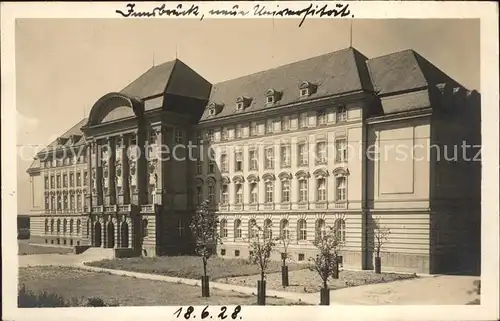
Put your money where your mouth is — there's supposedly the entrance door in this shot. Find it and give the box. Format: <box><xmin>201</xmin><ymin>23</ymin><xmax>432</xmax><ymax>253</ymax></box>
<box><xmin>94</xmin><ymin>222</ymin><xmax>102</xmax><ymax>247</ymax></box>
<box><xmin>121</xmin><ymin>222</ymin><xmax>129</xmax><ymax>248</ymax></box>
<box><xmin>107</xmin><ymin>222</ymin><xmax>115</xmax><ymax>248</ymax></box>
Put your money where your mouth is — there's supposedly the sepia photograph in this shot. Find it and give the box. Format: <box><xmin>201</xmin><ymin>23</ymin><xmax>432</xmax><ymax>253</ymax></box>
<box><xmin>2</xmin><ymin>2</ymin><xmax>499</xmax><ymax>321</ymax></box>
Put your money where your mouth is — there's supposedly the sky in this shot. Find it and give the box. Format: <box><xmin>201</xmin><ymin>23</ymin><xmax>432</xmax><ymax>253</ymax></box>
<box><xmin>15</xmin><ymin>18</ymin><xmax>480</xmax><ymax>213</ymax></box>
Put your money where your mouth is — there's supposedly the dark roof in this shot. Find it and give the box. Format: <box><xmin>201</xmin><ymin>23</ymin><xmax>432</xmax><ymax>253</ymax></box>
<box><xmin>367</xmin><ymin>49</ymin><xmax>460</xmax><ymax>96</ymax></box>
<box><xmin>39</xmin><ymin>118</ymin><xmax>87</xmax><ymax>154</ymax></box>
<box><xmin>120</xmin><ymin>59</ymin><xmax>212</xmax><ymax>101</ymax></box>
<box><xmin>200</xmin><ymin>48</ymin><xmax>373</xmax><ymax>121</ymax></box>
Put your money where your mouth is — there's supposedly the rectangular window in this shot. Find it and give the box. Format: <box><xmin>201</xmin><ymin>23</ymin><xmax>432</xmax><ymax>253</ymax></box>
<box><xmin>44</xmin><ymin>177</ymin><xmax>49</xmax><ymax>189</ymax></box>
<box><xmin>281</xmin><ymin>180</ymin><xmax>290</xmax><ymax>203</ymax></box>
<box><xmin>206</xmin><ymin>129</ymin><xmax>214</xmax><ymax>141</ymax></box>
<box><xmin>280</xmin><ymin>144</ymin><xmax>291</xmax><ymax>168</ymax></box>
<box><xmin>337</xmin><ymin>106</ymin><xmax>347</xmax><ymax>122</ymax></box>
<box><xmin>298</xmin><ymin>143</ymin><xmax>308</xmax><ymax>166</ymax></box>
<box><xmin>45</xmin><ymin>196</ymin><xmax>49</xmax><ymax>210</ymax></box>
<box><xmin>235</xmin><ymin>151</ymin><xmax>243</xmax><ymax>172</ymax></box>
<box><xmin>316</xmin><ymin>141</ymin><xmax>327</xmax><ymax>164</ymax></box>
<box><xmin>56</xmin><ymin>175</ymin><xmax>61</xmax><ymax>188</ymax></box>
<box><xmin>266</xmin><ymin>119</ymin><xmax>273</xmax><ymax>134</ymax></box>
<box><xmin>208</xmin><ymin>159</ymin><xmax>216</xmax><ymax>174</ymax></box>
<box><xmin>265</xmin><ymin>147</ymin><xmax>274</xmax><ymax>169</ymax></box>
<box><xmin>250</xmin><ymin>121</ymin><xmax>258</xmax><ymax>136</ymax></box>
<box><xmin>336</xmin><ymin>177</ymin><xmax>346</xmax><ymax>201</ymax></box>
<box><xmin>76</xmin><ymin>172</ymin><xmax>81</xmax><ymax>186</ymax></box>
<box><xmin>317</xmin><ymin>178</ymin><xmax>326</xmax><ymax>202</ymax></box>
<box><xmin>299</xmin><ymin>179</ymin><xmax>308</xmax><ymax>203</ymax></box>
<box><xmin>335</xmin><ymin>139</ymin><xmax>347</xmax><ymax>163</ymax></box>
<box><xmin>69</xmin><ymin>173</ymin><xmax>74</xmax><ymax>187</ymax></box>
<box><xmin>77</xmin><ymin>194</ymin><xmax>82</xmax><ymax>210</ymax></box>
<box><xmin>317</xmin><ymin>109</ymin><xmax>327</xmax><ymax>125</ymax></box>
<box><xmin>265</xmin><ymin>181</ymin><xmax>273</xmax><ymax>203</ymax></box>
<box><xmin>249</xmin><ymin>149</ymin><xmax>258</xmax><ymax>170</ymax></box>
<box><xmin>196</xmin><ymin>186</ymin><xmax>203</xmax><ymax>205</ymax></box>
<box><xmin>235</xmin><ymin>124</ymin><xmax>242</xmax><ymax>139</ymax></box>
<box><xmin>51</xmin><ymin>176</ymin><xmax>55</xmax><ymax>189</ymax></box>
<box><xmin>221</xmin><ymin>127</ymin><xmax>229</xmax><ymax>141</ymax></box>
<box><xmin>83</xmin><ymin>171</ymin><xmax>88</xmax><ymax>186</ymax></box>
<box><xmin>235</xmin><ymin>184</ymin><xmax>243</xmax><ymax>204</ymax></box>
<box><xmin>175</xmin><ymin>130</ymin><xmax>182</xmax><ymax>143</ymax></box>
<box><xmin>299</xmin><ymin>112</ymin><xmax>308</xmax><ymax>129</ymax></box>
<box><xmin>220</xmin><ymin>154</ymin><xmax>228</xmax><ymax>172</ymax></box>
<box><xmin>221</xmin><ymin>185</ymin><xmax>229</xmax><ymax>204</ymax></box>
<box><xmin>70</xmin><ymin>195</ymin><xmax>75</xmax><ymax>210</ymax></box>
<box><xmin>208</xmin><ymin>184</ymin><xmax>215</xmax><ymax>204</ymax></box>
<box><xmin>250</xmin><ymin>183</ymin><xmax>258</xmax><ymax>204</ymax></box>
<box><xmin>281</xmin><ymin>116</ymin><xmax>290</xmax><ymax>131</ymax></box>
<box><xmin>63</xmin><ymin>174</ymin><xmax>68</xmax><ymax>188</ymax></box>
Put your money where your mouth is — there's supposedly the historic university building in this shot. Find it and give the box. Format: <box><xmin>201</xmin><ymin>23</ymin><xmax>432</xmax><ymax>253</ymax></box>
<box><xmin>26</xmin><ymin>47</ymin><xmax>481</xmax><ymax>274</ymax></box>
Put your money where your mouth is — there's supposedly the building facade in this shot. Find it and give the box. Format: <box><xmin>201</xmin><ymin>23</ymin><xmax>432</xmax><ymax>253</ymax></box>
<box><xmin>27</xmin><ymin>47</ymin><xmax>481</xmax><ymax>274</ymax></box>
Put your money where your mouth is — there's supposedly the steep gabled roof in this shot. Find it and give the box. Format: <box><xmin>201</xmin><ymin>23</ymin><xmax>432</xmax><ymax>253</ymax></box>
<box><xmin>38</xmin><ymin>118</ymin><xmax>88</xmax><ymax>154</ymax></box>
<box><xmin>200</xmin><ymin>47</ymin><xmax>373</xmax><ymax>121</ymax></box>
<box><xmin>120</xmin><ymin>59</ymin><xmax>212</xmax><ymax>102</ymax></box>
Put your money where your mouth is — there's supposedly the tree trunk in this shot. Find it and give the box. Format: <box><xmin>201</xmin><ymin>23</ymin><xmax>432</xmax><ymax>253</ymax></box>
<box><xmin>201</xmin><ymin>258</ymin><xmax>210</xmax><ymax>297</ymax></box>
<box><xmin>375</xmin><ymin>256</ymin><xmax>381</xmax><ymax>274</ymax></box>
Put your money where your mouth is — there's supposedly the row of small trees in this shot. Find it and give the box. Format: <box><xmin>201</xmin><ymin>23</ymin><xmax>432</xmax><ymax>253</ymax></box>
<box><xmin>190</xmin><ymin>200</ymin><xmax>390</xmax><ymax>305</ymax></box>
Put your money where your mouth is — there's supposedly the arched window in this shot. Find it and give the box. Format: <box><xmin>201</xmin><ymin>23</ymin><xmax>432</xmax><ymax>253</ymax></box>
<box><xmin>336</xmin><ymin>176</ymin><xmax>347</xmax><ymax>201</ymax></box>
<box><xmin>317</xmin><ymin>178</ymin><xmax>326</xmax><ymax>202</ymax></box>
<box><xmin>263</xmin><ymin>219</ymin><xmax>272</xmax><ymax>240</ymax></box>
<box><xmin>208</xmin><ymin>179</ymin><xmax>216</xmax><ymax>204</ymax></box>
<box><xmin>248</xmin><ymin>219</ymin><xmax>257</xmax><ymax>240</ymax></box>
<box><xmin>76</xmin><ymin>219</ymin><xmax>81</xmax><ymax>235</ymax></box>
<box><xmin>234</xmin><ymin>219</ymin><xmax>242</xmax><ymax>239</ymax></box>
<box><xmin>281</xmin><ymin>179</ymin><xmax>290</xmax><ymax>203</ymax></box>
<box><xmin>50</xmin><ymin>219</ymin><xmax>54</xmax><ymax>234</ymax></box>
<box><xmin>298</xmin><ymin>179</ymin><xmax>308</xmax><ymax>203</ymax></box>
<box><xmin>235</xmin><ymin>183</ymin><xmax>243</xmax><ymax>204</ymax></box>
<box><xmin>142</xmin><ymin>219</ymin><xmax>148</xmax><ymax>238</ymax></box>
<box><xmin>220</xmin><ymin>219</ymin><xmax>228</xmax><ymax>238</ymax></box>
<box><xmin>265</xmin><ymin>181</ymin><xmax>273</xmax><ymax>203</ymax></box>
<box><xmin>334</xmin><ymin>219</ymin><xmax>346</xmax><ymax>242</ymax></box>
<box><xmin>63</xmin><ymin>219</ymin><xmax>67</xmax><ymax>234</ymax></box>
<box><xmin>298</xmin><ymin>219</ymin><xmax>307</xmax><ymax>241</ymax></box>
<box><xmin>315</xmin><ymin>219</ymin><xmax>326</xmax><ymax>240</ymax></box>
<box><xmin>249</xmin><ymin>183</ymin><xmax>258</xmax><ymax>204</ymax></box>
<box><xmin>280</xmin><ymin>219</ymin><xmax>289</xmax><ymax>240</ymax></box>
<box><xmin>44</xmin><ymin>219</ymin><xmax>49</xmax><ymax>234</ymax></box>
<box><xmin>69</xmin><ymin>219</ymin><xmax>74</xmax><ymax>235</ymax></box>
<box><xmin>56</xmin><ymin>219</ymin><xmax>61</xmax><ymax>233</ymax></box>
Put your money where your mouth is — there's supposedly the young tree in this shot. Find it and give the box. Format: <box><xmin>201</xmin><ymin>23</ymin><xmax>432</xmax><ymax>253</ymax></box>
<box><xmin>369</xmin><ymin>216</ymin><xmax>391</xmax><ymax>274</ymax></box>
<box><xmin>189</xmin><ymin>200</ymin><xmax>220</xmax><ymax>297</ymax></box>
<box><xmin>310</xmin><ymin>226</ymin><xmax>344</xmax><ymax>305</ymax></box>
<box><xmin>276</xmin><ymin>228</ymin><xmax>293</xmax><ymax>287</ymax></box>
<box><xmin>248</xmin><ymin>221</ymin><xmax>277</xmax><ymax>305</ymax></box>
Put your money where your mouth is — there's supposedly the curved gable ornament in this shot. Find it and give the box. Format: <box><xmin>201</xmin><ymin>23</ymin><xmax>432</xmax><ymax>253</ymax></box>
<box><xmin>313</xmin><ymin>168</ymin><xmax>329</xmax><ymax>178</ymax></box>
<box><xmin>278</xmin><ymin>172</ymin><xmax>293</xmax><ymax>181</ymax></box>
<box><xmin>233</xmin><ymin>175</ymin><xmax>245</xmax><ymax>184</ymax></box>
<box><xmin>262</xmin><ymin>173</ymin><xmax>276</xmax><ymax>181</ymax></box>
<box><xmin>332</xmin><ymin>167</ymin><xmax>349</xmax><ymax>177</ymax></box>
<box><xmin>295</xmin><ymin>170</ymin><xmax>311</xmax><ymax>179</ymax></box>
<box><xmin>206</xmin><ymin>176</ymin><xmax>216</xmax><ymax>186</ymax></box>
<box><xmin>86</xmin><ymin>92</ymin><xmax>144</xmax><ymax>127</ymax></box>
<box><xmin>221</xmin><ymin>176</ymin><xmax>231</xmax><ymax>185</ymax></box>
<box><xmin>195</xmin><ymin>177</ymin><xmax>204</xmax><ymax>186</ymax></box>
<box><xmin>247</xmin><ymin>174</ymin><xmax>260</xmax><ymax>183</ymax></box>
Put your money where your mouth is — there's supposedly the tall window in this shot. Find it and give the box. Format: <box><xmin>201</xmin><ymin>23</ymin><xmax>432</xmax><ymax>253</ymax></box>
<box><xmin>44</xmin><ymin>219</ymin><xmax>49</xmax><ymax>233</ymax></box>
<box><xmin>280</xmin><ymin>219</ymin><xmax>289</xmax><ymax>239</ymax></box>
<box><xmin>208</xmin><ymin>149</ymin><xmax>216</xmax><ymax>173</ymax></box>
<box><xmin>250</xmin><ymin>121</ymin><xmax>257</xmax><ymax>136</ymax></box>
<box><xmin>142</xmin><ymin>219</ymin><xmax>148</xmax><ymax>238</ymax></box>
<box><xmin>235</xmin><ymin>184</ymin><xmax>243</xmax><ymax>204</ymax></box>
<box><xmin>234</xmin><ymin>219</ymin><xmax>242</xmax><ymax>239</ymax></box>
<box><xmin>220</xmin><ymin>154</ymin><xmax>228</xmax><ymax>172</ymax></box>
<box><xmin>196</xmin><ymin>186</ymin><xmax>203</xmax><ymax>205</ymax></box>
<box><xmin>44</xmin><ymin>177</ymin><xmax>49</xmax><ymax>189</ymax></box>
<box><xmin>63</xmin><ymin>174</ymin><xmax>68</xmax><ymax>188</ymax></box>
<box><xmin>317</xmin><ymin>178</ymin><xmax>326</xmax><ymax>202</ymax></box>
<box><xmin>57</xmin><ymin>196</ymin><xmax>62</xmax><ymax>210</ymax></box>
<box><xmin>70</xmin><ymin>194</ymin><xmax>75</xmax><ymax>210</ymax></box>
<box><xmin>50</xmin><ymin>219</ymin><xmax>54</xmax><ymax>233</ymax></box>
<box><xmin>317</xmin><ymin>109</ymin><xmax>327</xmax><ymax>125</ymax></box>
<box><xmin>235</xmin><ymin>124</ymin><xmax>242</xmax><ymax>139</ymax></box>
<box><xmin>70</xmin><ymin>173</ymin><xmax>74</xmax><ymax>187</ymax></box>
<box><xmin>281</xmin><ymin>179</ymin><xmax>290</xmax><ymax>203</ymax></box>
<box><xmin>83</xmin><ymin>171</ymin><xmax>88</xmax><ymax>186</ymax></box>
<box><xmin>298</xmin><ymin>143</ymin><xmax>308</xmax><ymax>166</ymax></box>
<box><xmin>221</xmin><ymin>127</ymin><xmax>229</xmax><ymax>140</ymax></box>
<box><xmin>249</xmin><ymin>183</ymin><xmax>258</xmax><ymax>204</ymax></box>
<box><xmin>77</xmin><ymin>194</ymin><xmax>82</xmax><ymax>210</ymax></box>
<box><xmin>265</xmin><ymin>147</ymin><xmax>274</xmax><ymax>169</ymax></box>
<box><xmin>51</xmin><ymin>176</ymin><xmax>55</xmax><ymax>188</ymax></box>
<box><xmin>208</xmin><ymin>180</ymin><xmax>216</xmax><ymax>204</ymax></box>
<box><xmin>280</xmin><ymin>144</ymin><xmax>291</xmax><ymax>168</ymax></box>
<box><xmin>76</xmin><ymin>219</ymin><xmax>81</xmax><ymax>235</ymax></box>
<box><xmin>336</xmin><ymin>106</ymin><xmax>347</xmax><ymax>122</ymax></box>
<box><xmin>44</xmin><ymin>196</ymin><xmax>49</xmax><ymax>210</ymax></box>
<box><xmin>265</xmin><ymin>181</ymin><xmax>273</xmax><ymax>203</ymax></box>
<box><xmin>298</xmin><ymin>219</ymin><xmax>307</xmax><ymax>241</ymax></box>
<box><xmin>57</xmin><ymin>219</ymin><xmax>61</xmax><ymax>233</ymax></box>
<box><xmin>335</xmin><ymin>139</ymin><xmax>347</xmax><ymax>163</ymax></box>
<box><xmin>263</xmin><ymin>219</ymin><xmax>272</xmax><ymax>240</ymax></box>
<box><xmin>56</xmin><ymin>175</ymin><xmax>61</xmax><ymax>188</ymax></box>
<box><xmin>235</xmin><ymin>151</ymin><xmax>243</xmax><ymax>172</ymax></box>
<box><xmin>316</xmin><ymin>141</ymin><xmax>327</xmax><ymax>164</ymax></box>
<box><xmin>281</xmin><ymin>116</ymin><xmax>290</xmax><ymax>131</ymax></box>
<box><xmin>299</xmin><ymin>112</ymin><xmax>308</xmax><ymax>128</ymax></box>
<box><xmin>248</xmin><ymin>219</ymin><xmax>257</xmax><ymax>239</ymax></box>
<box><xmin>221</xmin><ymin>184</ymin><xmax>229</xmax><ymax>204</ymax></box>
<box><xmin>315</xmin><ymin>219</ymin><xmax>326</xmax><ymax>240</ymax></box>
<box><xmin>76</xmin><ymin>172</ymin><xmax>81</xmax><ymax>186</ymax></box>
<box><xmin>299</xmin><ymin>179</ymin><xmax>308</xmax><ymax>203</ymax></box>
<box><xmin>69</xmin><ymin>219</ymin><xmax>74</xmax><ymax>234</ymax></box>
<box><xmin>336</xmin><ymin>176</ymin><xmax>347</xmax><ymax>201</ymax></box>
<box><xmin>334</xmin><ymin>219</ymin><xmax>346</xmax><ymax>242</ymax></box>
<box><xmin>220</xmin><ymin>219</ymin><xmax>228</xmax><ymax>238</ymax></box>
<box><xmin>63</xmin><ymin>195</ymin><xmax>68</xmax><ymax>210</ymax></box>
<box><xmin>249</xmin><ymin>149</ymin><xmax>258</xmax><ymax>170</ymax></box>
<box><xmin>51</xmin><ymin>196</ymin><xmax>55</xmax><ymax>210</ymax></box>
<box><xmin>206</xmin><ymin>129</ymin><xmax>214</xmax><ymax>141</ymax></box>
<box><xmin>63</xmin><ymin>219</ymin><xmax>67</xmax><ymax>234</ymax></box>
<box><xmin>266</xmin><ymin>119</ymin><xmax>273</xmax><ymax>134</ymax></box>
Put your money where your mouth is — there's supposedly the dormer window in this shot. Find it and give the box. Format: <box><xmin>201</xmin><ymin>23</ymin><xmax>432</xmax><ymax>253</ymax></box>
<box><xmin>207</xmin><ymin>102</ymin><xmax>224</xmax><ymax>117</ymax></box>
<box><xmin>299</xmin><ymin>81</ymin><xmax>317</xmax><ymax>97</ymax></box>
<box><xmin>265</xmin><ymin>89</ymin><xmax>281</xmax><ymax>105</ymax></box>
<box><xmin>236</xmin><ymin>96</ymin><xmax>252</xmax><ymax>111</ymax></box>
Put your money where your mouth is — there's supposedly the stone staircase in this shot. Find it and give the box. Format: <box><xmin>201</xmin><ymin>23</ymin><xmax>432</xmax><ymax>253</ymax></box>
<box><xmin>77</xmin><ymin>247</ymin><xmax>115</xmax><ymax>263</ymax></box>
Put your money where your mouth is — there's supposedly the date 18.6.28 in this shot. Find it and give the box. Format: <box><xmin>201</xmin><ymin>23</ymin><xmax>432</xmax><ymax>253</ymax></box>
<box><xmin>173</xmin><ymin>305</ymin><xmax>242</xmax><ymax>320</ymax></box>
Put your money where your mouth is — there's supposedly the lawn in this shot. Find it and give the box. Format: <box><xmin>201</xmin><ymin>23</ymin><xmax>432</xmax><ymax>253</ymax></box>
<box><xmin>218</xmin><ymin>269</ymin><xmax>418</xmax><ymax>293</ymax></box>
<box><xmin>19</xmin><ymin>266</ymin><xmax>305</xmax><ymax>306</ymax></box>
<box><xmin>86</xmin><ymin>256</ymin><xmax>307</xmax><ymax>280</ymax></box>
<box><xmin>18</xmin><ymin>241</ymin><xmax>73</xmax><ymax>256</ymax></box>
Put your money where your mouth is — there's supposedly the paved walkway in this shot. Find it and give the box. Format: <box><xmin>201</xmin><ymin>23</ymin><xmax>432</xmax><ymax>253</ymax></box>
<box><xmin>19</xmin><ymin>254</ymin><xmax>479</xmax><ymax>305</ymax></box>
